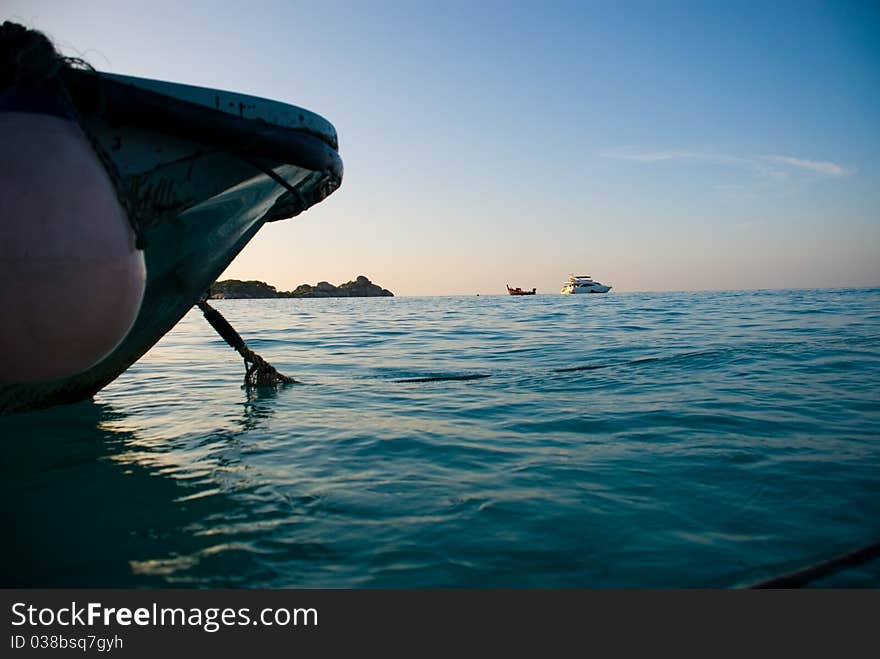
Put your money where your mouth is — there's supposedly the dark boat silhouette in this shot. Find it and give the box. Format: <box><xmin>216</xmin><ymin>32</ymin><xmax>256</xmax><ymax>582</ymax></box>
<box><xmin>506</xmin><ymin>285</ymin><xmax>536</xmax><ymax>296</ymax></box>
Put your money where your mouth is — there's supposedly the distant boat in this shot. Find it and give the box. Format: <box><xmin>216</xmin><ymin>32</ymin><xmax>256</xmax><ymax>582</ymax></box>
<box><xmin>0</xmin><ymin>23</ymin><xmax>343</xmax><ymax>415</ymax></box>
<box><xmin>560</xmin><ymin>274</ymin><xmax>611</xmax><ymax>294</ymax></box>
<box><xmin>507</xmin><ymin>284</ymin><xmax>536</xmax><ymax>296</ymax></box>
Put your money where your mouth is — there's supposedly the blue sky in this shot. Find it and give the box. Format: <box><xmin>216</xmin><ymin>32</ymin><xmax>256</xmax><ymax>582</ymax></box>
<box><xmin>7</xmin><ymin>1</ymin><xmax>879</xmax><ymax>294</ymax></box>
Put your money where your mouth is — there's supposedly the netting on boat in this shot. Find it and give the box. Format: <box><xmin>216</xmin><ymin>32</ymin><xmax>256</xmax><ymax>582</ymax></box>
<box><xmin>0</xmin><ymin>21</ymin><xmax>66</xmax><ymax>87</ymax></box>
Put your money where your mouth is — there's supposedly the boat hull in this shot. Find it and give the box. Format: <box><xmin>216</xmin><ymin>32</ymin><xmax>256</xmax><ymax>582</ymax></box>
<box><xmin>0</xmin><ymin>70</ymin><xmax>342</xmax><ymax>415</ymax></box>
<box><xmin>507</xmin><ymin>285</ymin><xmax>536</xmax><ymax>295</ymax></box>
<box><xmin>1</xmin><ymin>165</ymin><xmax>327</xmax><ymax>415</ymax></box>
<box><xmin>561</xmin><ymin>285</ymin><xmax>611</xmax><ymax>294</ymax></box>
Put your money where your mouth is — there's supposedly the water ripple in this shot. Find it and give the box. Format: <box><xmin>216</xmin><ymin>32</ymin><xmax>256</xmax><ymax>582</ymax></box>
<box><xmin>3</xmin><ymin>288</ymin><xmax>879</xmax><ymax>587</ymax></box>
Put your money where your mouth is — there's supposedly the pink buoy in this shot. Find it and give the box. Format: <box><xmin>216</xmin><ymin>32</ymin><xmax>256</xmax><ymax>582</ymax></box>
<box><xmin>0</xmin><ymin>111</ymin><xmax>146</xmax><ymax>384</ymax></box>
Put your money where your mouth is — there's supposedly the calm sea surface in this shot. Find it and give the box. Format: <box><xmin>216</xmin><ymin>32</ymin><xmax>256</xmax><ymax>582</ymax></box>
<box><xmin>3</xmin><ymin>288</ymin><xmax>880</xmax><ymax>587</ymax></box>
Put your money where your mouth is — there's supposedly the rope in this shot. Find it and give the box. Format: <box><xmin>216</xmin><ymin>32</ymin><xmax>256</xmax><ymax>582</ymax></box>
<box><xmin>197</xmin><ymin>299</ymin><xmax>297</xmax><ymax>387</ymax></box>
<box><xmin>746</xmin><ymin>540</ymin><xmax>880</xmax><ymax>588</ymax></box>
<box><xmin>244</xmin><ymin>157</ymin><xmax>308</xmax><ymax>206</ymax></box>
<box><xmin>0</xmin><ymin>21</ymin><xmax>63</xmax><ymax>86</ymax></box>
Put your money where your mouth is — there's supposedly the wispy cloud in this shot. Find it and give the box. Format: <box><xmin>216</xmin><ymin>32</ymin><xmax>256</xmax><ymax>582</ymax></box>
<box><xmin>602</xmin><ymin>148</ymin><xmax>853</xmax><ymax>180</ymax></box>
<box><xmin>605</xmin><ymin>149</ymin><xmax>704</xmax><ymax>162</ymax></box>
<box><xmin>764</xmin><ymin>155</ymin><xmax>852</xmax><ymax>177</ymax></box>
<box><xmin>601</xmin><ymin>148</ymin><xmax>742</xmax><ymax>165</ymax></box>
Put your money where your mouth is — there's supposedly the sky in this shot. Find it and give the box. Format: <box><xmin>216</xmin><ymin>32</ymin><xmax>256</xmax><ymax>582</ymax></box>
<box><xmin>6</xmin><ymin>1</ymin><xmax>880</xmax><ymax>295</ymax></box>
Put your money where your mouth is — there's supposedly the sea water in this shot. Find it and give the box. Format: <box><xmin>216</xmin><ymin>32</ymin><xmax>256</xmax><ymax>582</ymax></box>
<box><xmin>3</xmin><ymin>288</ymin><xmax>879</xmax><ymax>587</ymax></box>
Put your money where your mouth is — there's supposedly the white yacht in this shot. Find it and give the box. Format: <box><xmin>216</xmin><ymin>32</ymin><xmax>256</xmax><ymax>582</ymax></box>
<box><xmin>561</xmin><ymin>274</ymin><xmax>611</xmax><ymax>294</ymax></box>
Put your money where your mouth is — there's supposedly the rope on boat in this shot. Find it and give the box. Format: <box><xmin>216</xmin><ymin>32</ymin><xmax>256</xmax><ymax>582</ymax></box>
<box><xmin>197</xmin><ymin>298</ymin><xmax>297</xmax><ymax>387</ymax></box>
<box><xmin>746</xmin><ymin>539</ymin><xmax>880</xmax><ymax>588</ymax></box>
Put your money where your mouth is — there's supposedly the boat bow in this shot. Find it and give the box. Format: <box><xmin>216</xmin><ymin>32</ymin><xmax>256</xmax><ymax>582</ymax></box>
<box><xmin>1</xmin><ymin>61</ymin><xmax>343</xmax><ymax>415</ymax></box>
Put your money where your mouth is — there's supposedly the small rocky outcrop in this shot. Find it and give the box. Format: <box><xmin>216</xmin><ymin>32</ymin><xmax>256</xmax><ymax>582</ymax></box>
<box><xmin>209</xmin><ymin>275</ymin><xmax>393</xmax><ymax>299</ymax></box>
<box><xmin>208</xmin><ymin>279</ymin><xmax>279</xmax><ymax>299</ymax></box>
<box><xmin>291</xmin><ymin>275</ymin><xmax>393</xmax><ymax>298</ymax></box>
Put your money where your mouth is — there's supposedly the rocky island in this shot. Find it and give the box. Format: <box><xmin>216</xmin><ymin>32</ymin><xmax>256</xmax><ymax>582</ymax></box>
<box><xmin>209</xmin><ymin>275</ymin><xmax>393</xmax><ymax>299</ymax></box>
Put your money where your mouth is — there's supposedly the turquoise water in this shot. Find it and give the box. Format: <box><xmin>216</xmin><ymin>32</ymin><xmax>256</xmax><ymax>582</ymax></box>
<box><xmin>3</xmin><ymin>288</ymin><xmax>880</xmax><ymax>587</ymax></box>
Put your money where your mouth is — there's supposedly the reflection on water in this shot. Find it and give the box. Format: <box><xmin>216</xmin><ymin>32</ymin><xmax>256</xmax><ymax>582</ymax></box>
<box><xmin>3</xmin><ymin>401</ymin><xmax>174</xmax><ymax>587</ymax></box>
<box><xmin>1</xmin><ymin>390</ymin><xmax>288</xmax><ymax>587</ymax></box>
<box><xmin>3</xmin><ymin>290</ymin><xmax>880</xmax><ymax>587</ymax></box>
